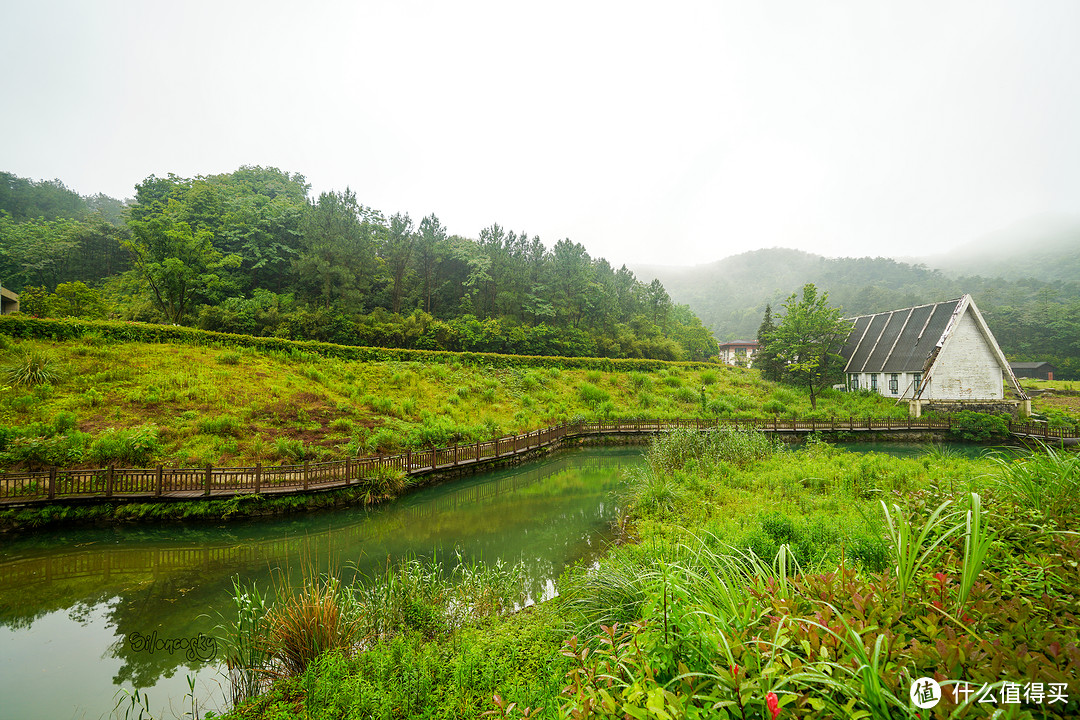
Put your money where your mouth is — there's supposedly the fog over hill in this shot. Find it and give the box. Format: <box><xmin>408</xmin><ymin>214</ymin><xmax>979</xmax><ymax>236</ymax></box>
<box><xmin>632</xmin><ymin>238</ymin><xmax>1080</xmax><ymax>378</ymax></box>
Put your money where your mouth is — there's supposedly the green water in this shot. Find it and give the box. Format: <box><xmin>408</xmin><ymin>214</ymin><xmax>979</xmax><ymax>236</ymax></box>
<box><xmin>0</xmin><ymin>447</ymin><xmax>642</xmax><ymax>720</ymax></box>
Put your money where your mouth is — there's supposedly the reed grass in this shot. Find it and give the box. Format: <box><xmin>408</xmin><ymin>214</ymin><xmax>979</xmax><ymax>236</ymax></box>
<box><xmin>880</xmin><ymin>498</ymin><xmax>961</xmax><ymax>607</ymax></box>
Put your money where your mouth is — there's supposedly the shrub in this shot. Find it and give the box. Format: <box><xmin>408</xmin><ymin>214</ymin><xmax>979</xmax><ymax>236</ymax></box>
<box><xmin>673</xmin><ymin>386</ymin><xmax>697</xmax><ymax>404</ymax></box>
<box><xmin>579</xmin><ymin>382</ymin><xmax>610</xmax><ymax>406</ymax></box>
<box><xmin>217</xmin><ymin>351</ymin><xmax>242</xmax><ymax>365</ymax></box>
<box><xmin>199</xmin><ymin>414</ymin><xmax>242</xmax><ymax>436</ymax></box>
<box><xmin>273</xmin><ymin>437</ymin><xmax>309</xmax><ymax>462</ymax></box>
<box><xmin>948</xmin><ymin>411</ymin><xmax>1009</xmax><ymax>442</ymax></box>
<box><xmin>707</xmin><ymin>398</ymin><xmax>734</xmax><ymax>416</ymax></box>
<box><xmin>700</xmin><ymin>369</ymin><xmax>718</xmax><ymax>385</ymax></box>
<box><xmin>89</xmin><ymin>426</ymin><xmax>162</xmax><ymax>466</ymax></box>
<box><xmin>762</xmin><ymin>399</ymin><xmax>786</xmax><ymax>414</ymax></box>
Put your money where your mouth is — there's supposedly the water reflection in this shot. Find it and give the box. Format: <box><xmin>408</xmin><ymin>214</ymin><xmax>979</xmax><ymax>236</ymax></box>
<box><xmin>0</xmin><ymin>447</ymin><xmax>640</xmax><ymax>720</ymax></box>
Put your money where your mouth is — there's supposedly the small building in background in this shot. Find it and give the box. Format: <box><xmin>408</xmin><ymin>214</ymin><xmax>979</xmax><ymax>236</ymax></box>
<box><xmin>1009</xmin><ymin>361</ymin><xmax>1056</xmax><ymax>381</ymax></box>
<box><xmin>0</xmin><ymin>285</ymin><xmax>18</xmax><ymax>315</ymax></box>
<box><xmin>717</xmin><ymin>340</ymin><xmax>758</xmax><ymax>367</ymax></box>
<box><xmin>839</xmin><ymin>294</ymin><xmax>1029</xmax><ymax>416</ymax></box>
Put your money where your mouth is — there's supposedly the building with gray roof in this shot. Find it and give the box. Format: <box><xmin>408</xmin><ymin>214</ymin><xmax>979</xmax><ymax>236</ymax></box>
<box><xmin>839</xmin><ymin>295</ymin><xmax>1027</xmax><ymax>413</ymax></box>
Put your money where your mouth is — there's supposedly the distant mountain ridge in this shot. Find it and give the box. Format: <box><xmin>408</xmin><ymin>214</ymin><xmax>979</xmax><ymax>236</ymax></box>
<box><xmin>632</xmin><ymin>244</ymin><xmax>1080</xmax><ymax>378</ymax></box>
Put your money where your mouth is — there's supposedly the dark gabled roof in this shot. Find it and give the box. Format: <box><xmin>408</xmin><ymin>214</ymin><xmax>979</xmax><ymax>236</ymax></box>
<box><xmin>841</xmin><ymin>298</ymin><xmax>963</xmax><ymax>374</ymax></box>
<box><xmin>1010</xmin><ymin>362</ymin><xmax>1055</xmax><ymax>370</ymax></box>
<box><xmin>718</xmin><ymin>340</ymin><xmax>758</xmax><ymax>347</ymax></box>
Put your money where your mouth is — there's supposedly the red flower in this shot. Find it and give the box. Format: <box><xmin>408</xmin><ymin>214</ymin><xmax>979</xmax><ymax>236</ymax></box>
<box><xmin>766</xmin><ymin>691</ymin><xmax>781</xmax><ymax>719</ymax></box>
<box><xmin>730</xmin><ymin>663</ymin><xmax>739</xmax><ymax>678</ymax></box>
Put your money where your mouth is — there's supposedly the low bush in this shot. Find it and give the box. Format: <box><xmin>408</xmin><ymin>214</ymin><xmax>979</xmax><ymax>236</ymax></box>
<box><xmin>88</xmin><ymin>426</ymin><xmax>162</xmax><ymax>466</ymax></box>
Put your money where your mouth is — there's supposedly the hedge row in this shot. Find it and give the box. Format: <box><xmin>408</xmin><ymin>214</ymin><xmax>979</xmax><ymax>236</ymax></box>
<box><xmin>0</xmin><ymin>316</ymin><xmax>716</xmax><ymax>373</ymax></box>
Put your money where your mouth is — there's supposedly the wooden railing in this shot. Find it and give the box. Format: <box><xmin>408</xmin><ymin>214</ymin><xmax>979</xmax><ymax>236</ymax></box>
<box><xmin>1</xmin><ymin>417</ymin><xmax>1075</xmax><ymax>505</ymax></box>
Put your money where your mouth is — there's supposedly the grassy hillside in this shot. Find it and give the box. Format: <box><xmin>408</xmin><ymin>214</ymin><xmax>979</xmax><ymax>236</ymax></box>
<box><xmin>0</xmin><ymin>332</ymin><xmax>909</xmax><ymax>470</ymax></box>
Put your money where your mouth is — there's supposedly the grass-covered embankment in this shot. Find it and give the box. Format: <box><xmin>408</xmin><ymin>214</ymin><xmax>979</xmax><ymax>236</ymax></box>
<box><xmin>0</xmin><ymin>322</ymin><xmax>908</xmax><ymax>471</ymax></box>
<box><xmin>218</xmin><ymin>433</ymin><xmax>1079</xmax><ymax>719</ymax></box>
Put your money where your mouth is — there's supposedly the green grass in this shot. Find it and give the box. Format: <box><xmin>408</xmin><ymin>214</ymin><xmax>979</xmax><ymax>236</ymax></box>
<box><xmin>0</xmin><ymin>337</ymin><xmax>912</xmax><ymax>470</ymax></box>
<box><xmin>208</xmin><ymin>433</ymin><xmax>1080</xmax><ymax>720</ymax></box>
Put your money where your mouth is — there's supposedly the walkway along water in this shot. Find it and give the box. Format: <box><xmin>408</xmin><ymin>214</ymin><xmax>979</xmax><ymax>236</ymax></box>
<box><xmin>0</xmin><ymin>447</ymin><xmax>641</xmax><ymax>720</ymax></box>
<box><xmin>1</xmin><ymin>417</ymin><xmax>1075</xmax><ymax>505</ymax></box>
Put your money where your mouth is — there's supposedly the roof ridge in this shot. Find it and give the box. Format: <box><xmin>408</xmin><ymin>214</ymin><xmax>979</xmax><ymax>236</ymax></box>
<box><xmin>844</xmin><ymin>296</ymin><xmax>964</xmax><ymax>322</ymax></box>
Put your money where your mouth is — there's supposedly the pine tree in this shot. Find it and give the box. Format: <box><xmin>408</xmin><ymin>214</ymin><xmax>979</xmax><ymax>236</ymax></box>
<box><xmin>756</xmin><ymin>303</ymin><xmax>785</xmax><ymax>382</ymax></box>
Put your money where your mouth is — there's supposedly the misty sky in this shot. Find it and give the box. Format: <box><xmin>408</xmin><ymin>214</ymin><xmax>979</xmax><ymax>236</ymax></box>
<box><xmin>3</xmin><ymin>1</ymin><xmax>1078</xmax><ymax>267</ymax></box>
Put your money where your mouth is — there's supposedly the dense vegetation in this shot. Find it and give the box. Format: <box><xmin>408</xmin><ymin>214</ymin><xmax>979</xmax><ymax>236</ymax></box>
<box><xmin>0</xmin><ymin>325</ymin><xmax>909</xmax><ymax>471</ymax></box>
<box><xmin>639</xmin><ymin>248</ymin><xmax>1080</xmax><ymax>378</ymax></box>
<box><xmin>216</xmin><ymin>432</ymin><xmax>1080</xmax><ymax>719</ymax></box>
<box><xmin>1</xmin><ymin>168</ymin><xmax>715</xmax><ymax>361</ymax></box>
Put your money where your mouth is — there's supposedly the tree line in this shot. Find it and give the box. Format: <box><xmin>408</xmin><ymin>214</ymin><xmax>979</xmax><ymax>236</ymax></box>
<box><xmin>0</xmin><ymin>167</ymin><xmax>717</xmax><ymax>361</ymax></box>
<box><xmin>647</xmin><ymin>248</ymin><xmax>1080</xmax><ymax>379</ymax></box>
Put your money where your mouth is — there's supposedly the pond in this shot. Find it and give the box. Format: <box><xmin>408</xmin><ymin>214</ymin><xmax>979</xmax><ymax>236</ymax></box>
<box><xmin>0</xmin><ymin>446</ymin><xmax>643</xmax><ymax>720</ymax></box>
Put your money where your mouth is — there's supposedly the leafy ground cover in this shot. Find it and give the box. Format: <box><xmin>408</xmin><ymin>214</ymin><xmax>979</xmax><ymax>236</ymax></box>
<box><xmin>0</xmin><ymin>333</ymin><xmax>910</xmax><ymax>470</ymax></box>
<box><xmin>214</xmin><ymin>432</ymin><xmax>1079</xmax><ymax>719</ymax></box>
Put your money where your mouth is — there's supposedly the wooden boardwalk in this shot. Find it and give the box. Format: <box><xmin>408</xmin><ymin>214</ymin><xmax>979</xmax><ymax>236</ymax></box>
<box><xmin>1</xmin><ymin>417</ymin><xmax>1075</xmax><ymax>507</ymax></box>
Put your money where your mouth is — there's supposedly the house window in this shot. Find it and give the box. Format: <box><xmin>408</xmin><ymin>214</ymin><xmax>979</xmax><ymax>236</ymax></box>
<box><xmin>870</xmin><ymin>374</ymin><xmax>878</xmax><ymax>392</ymax></box>
<box><xmin>849</xmin><ymin>374</ymin><xmax>859</xmax><ymax>391</ymax></box>
<box><xmin>889</xmin><ymin>374</ymin><xmax>899</xmax><ymax>394</ymax></box>
<box><xmin>913</xmin><ymin>373</ymin><xmax>922</xmax><ymax>393</ymax></box>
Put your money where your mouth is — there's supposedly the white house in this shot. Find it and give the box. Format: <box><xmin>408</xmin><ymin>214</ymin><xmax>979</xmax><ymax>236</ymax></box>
<box><xmin>717</xmin><ymin>340</ymin><xmax>759</xmax><ymax>367</ymax></box>
<box><xmin>839</xmin><ymin>295</ymin><xmax>1028</xmax><ymax>415</ymax></box>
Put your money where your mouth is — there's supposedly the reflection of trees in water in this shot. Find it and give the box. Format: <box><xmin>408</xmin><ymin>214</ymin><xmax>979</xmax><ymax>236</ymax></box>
<box><xmin>0</xmin><ymin>448</ymin><xmax>641</xmax><ymax>689</ymax></box>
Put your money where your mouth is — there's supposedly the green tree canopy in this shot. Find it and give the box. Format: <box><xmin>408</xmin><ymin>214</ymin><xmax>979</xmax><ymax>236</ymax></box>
<box><xmin>768</xmin><ymin>284</ymin><xmax>851</xmax><ymax>410</ymax></box>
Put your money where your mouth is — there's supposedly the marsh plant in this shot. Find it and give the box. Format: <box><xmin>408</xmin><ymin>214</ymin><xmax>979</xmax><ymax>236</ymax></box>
<box><xmin>223</xmin><ymin>554</ymin><xmax>529</xmax><ymax>705</ymax></box>
<box><xmin>2</xmin><ymin>348</ymin><xmax>60</xmax><ymax>387</ymax></box>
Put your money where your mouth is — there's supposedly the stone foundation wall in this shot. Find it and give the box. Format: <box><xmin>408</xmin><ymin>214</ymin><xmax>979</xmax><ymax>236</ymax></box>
<box><xmin>915</xmin><ymin>400</ymin><xmax>1021</xmax><ymax>418</ymax></box>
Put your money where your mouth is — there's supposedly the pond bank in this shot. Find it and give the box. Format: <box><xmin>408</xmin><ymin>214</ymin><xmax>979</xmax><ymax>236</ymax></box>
<box><xmin>0</xmin><ymin>434</ymin><xmax>648</xmax><ymax>534</ymax></box>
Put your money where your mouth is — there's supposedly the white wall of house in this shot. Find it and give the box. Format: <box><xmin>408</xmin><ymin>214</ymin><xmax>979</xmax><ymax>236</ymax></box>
<box><xmin>847</xmin><ymin>371</ymin><xmax>922</xmax><ymax>399</ymax></box>
<box><xmin>718</xmin><ymin>346</ymin><xmax>755</xmax><ymax>366</ymax></box>
<box><xmin>923</xmin><ymin>310</ymin><xmax>1004</xmax><ymax>400</ymax></box>
<box><xmin>846</xmin><ymin>309</ymin><xmax>1005</xmax><ymax>401</ymax></box>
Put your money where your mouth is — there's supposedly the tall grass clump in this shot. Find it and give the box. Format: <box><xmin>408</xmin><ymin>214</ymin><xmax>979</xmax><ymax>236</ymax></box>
<box><xmin>644</xmin><ymin>427</ymin><xmax>784</xmax><ymax>476</ymax></box>
<box><xmin>198</xmin><ymin>414</ymin><xmax>242</xmax><ymax>436</ymax></box>
<box><xmin>880</xmin><ymin>498</ymin><xmax>960</xmax><ymax>607</ymax></box>
<box><xmin>3</xmin><ymin>349</ymin><xmax>60</xmax><ymax>387</ymax></box>
<box><xmin>266</xmin><ymin>572</ymin><xmax>363</xmax><ymax>677</ymax></box>
<box><xmin>991</xmin><ymin>445</ymin><xmax>1080</xmax><ymax>523</ymax></box>
<box><xmin>956</xmin><ymin>492</ymin><xmax>992</xmax><ymax>614</ymax></box>
<box><xmin>88</xmin><ymin>426</ymin><xmax>162</xmax><ymax>466</ymax></box>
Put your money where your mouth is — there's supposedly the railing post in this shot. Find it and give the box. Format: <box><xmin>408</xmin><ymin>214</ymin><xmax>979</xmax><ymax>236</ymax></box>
<box><xmin>303</xmin><ymin>461</ymin><xmax>309</xmax><ymax>491</ymax></box>
<box><xmin>106</xmin><ymin>465</ymin><xmax>115</xmax><ymax>498</ymax></box>
<box><xmin>155</xmin><ymin>465</ymin><xmax>163</xmax><ymax>497</ymax></box>
<box><xmin>476</xmin><ymin>440</ymin><xmax>481</xmax><ymax>461</ymax></box>
<box><xmin>343</xmin><ymin>458</ymin><xmax>350</xmax><ymax>486</ymax></box>
<box><xmin>48</xmin><ymin>467</ymin><xmax>56</xmax><ymax>500</ymax></box>
<box><xmin>204</xmin><ymin>464</ymin><xmax>212</xmax><ymax>496</ymax></box>
<box><xmin>454</xmin><ymin>444</ymin><xmax>459</xmax><ymax>466</ymax></box>
<box><xmin>255</xmin><ymin>463</ymin><xmax>262</xmax><ymax>493</ymax></box>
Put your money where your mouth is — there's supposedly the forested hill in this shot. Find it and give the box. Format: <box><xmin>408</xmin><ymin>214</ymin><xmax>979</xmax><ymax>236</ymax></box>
<box><xmin>636</xmin><ymin>247</ymin><xmax>1080</xmax><ymax>378</ymax></box>
<box><xmin>0</xmin><ymin>167</ymin><xmax>716</xmax><ymax>361</ymax></box>
<box><xmin>918</xmin><ymin>219</ymin><xmax>1080</xmax><ymax>283</ymax></box>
